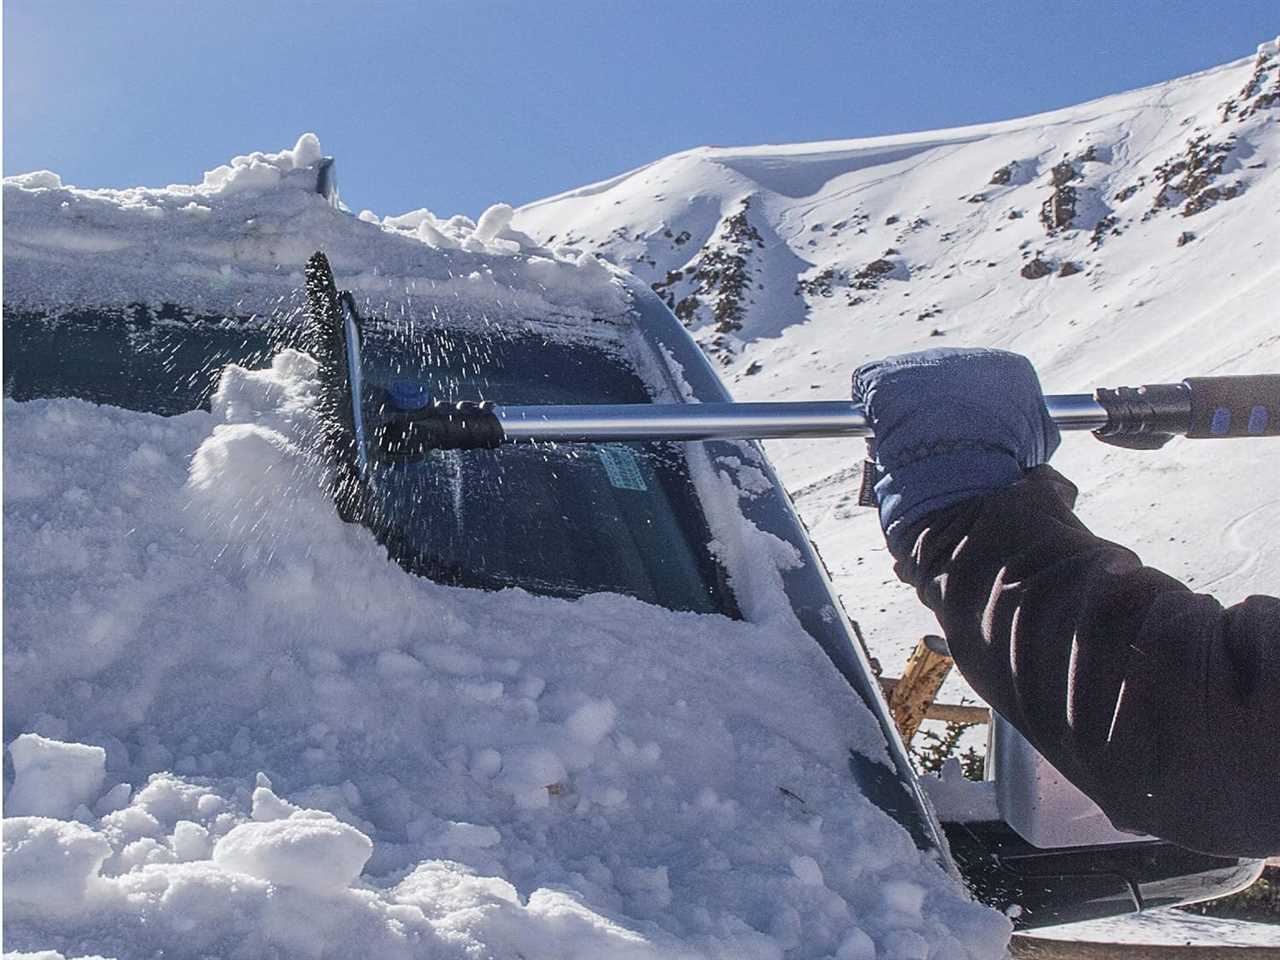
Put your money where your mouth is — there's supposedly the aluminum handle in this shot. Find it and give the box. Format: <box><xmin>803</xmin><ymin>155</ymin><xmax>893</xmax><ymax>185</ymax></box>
<box><xmin>493</xmin><ymin>396</ymin><xmax>1110</xmax><ymax>444</ymax></box>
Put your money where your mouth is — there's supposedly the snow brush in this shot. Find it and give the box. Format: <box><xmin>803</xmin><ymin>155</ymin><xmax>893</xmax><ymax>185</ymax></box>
<box><xmin>303</xmin><ymin>252</ymin><xmax>1278</xmax><ymax>465</ymax></box>
<box><xmin>367</xmin><ymin>377</ymin><xmax>1279</xmax><ymax>459</ymax></box>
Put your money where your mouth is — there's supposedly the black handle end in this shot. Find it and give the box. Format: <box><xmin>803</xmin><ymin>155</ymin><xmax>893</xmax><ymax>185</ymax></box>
<box><xmin>1184</xmin><ymin>375</ymin><xmax>1280</xmax><ymax>439</ymax></box>
<box><xmin>374</xmin><ymin>401</ymin><xmax>506</xmax><ymax>462</ymax></box>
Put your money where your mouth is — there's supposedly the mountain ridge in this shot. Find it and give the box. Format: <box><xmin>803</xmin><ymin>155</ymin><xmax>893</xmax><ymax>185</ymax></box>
<box><xmin>518</xmin><ymin>38</ymin><xmax>1280</xmax><ymax>683</ymax></box>
<box><xmin>514</xmin><ymin>39</ymin><xmax>1277</xmax><ymax>374</ymax></box>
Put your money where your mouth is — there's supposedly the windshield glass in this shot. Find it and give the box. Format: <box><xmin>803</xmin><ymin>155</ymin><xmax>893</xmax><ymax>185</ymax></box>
<box><xmin>357</xmin><ymin>325</ymin><xmax>737</xmax><ymax>617</ymax></box>
<box><xmin>4</xmin><ymin>307</ymin><xmax>738</xmax><ymax>617</ymax></box>
<box><xmin>3</xmin><ymin>309</ymin><xmax>277</xmax><ymax>414</ymax></box>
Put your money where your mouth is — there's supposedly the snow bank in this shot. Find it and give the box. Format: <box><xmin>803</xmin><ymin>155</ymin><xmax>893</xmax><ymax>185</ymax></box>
<box><xmin>3</xmin><ymin>351</ymin><xmax>1008</xmax><ymax>957</ymax></box>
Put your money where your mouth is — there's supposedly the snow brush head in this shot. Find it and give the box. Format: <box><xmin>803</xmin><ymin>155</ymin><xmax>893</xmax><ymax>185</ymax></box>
<box><xmin>303</xmin><ymin>251</ymin><xmax>365</xmax><ymax>521</ymax></box>
<box><xmin>303</xmin><ymin>251</ymin><xmax>506</xmax><ymax>467</ymax></box>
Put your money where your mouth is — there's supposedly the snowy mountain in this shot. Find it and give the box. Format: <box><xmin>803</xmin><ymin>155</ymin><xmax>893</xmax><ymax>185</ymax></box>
<box><xmin>515</xmin><ymin>39</ymin><xmax>1280</xmax><ymax>676</ymax></box>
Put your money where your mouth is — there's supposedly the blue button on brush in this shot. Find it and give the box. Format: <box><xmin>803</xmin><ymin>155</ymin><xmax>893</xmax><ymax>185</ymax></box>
<box><xmin>389</xmin><ymin>380</ymin><xmax>431</xmax><ymax>411</ymax></box>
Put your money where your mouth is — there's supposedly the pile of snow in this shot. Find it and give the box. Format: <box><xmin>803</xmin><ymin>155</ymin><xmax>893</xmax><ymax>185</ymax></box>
<box><xmin>2</xmin><ymin>132</ymin><xmax>623</xmax><ymax>323</ymax></box>
<box><xmin>3</xmin><ymin>352</ymin><xmax>1008</xmax><ymax>958</ymax></box>
<box><xmin>200</xmin><ymin>132</ymin><xmax>325</xmax><ymax>196</ymax></box>
<box><xmin>377</xmin><ymin>201</ymin><xmax>540</xmax><ymax>255</ymax></box>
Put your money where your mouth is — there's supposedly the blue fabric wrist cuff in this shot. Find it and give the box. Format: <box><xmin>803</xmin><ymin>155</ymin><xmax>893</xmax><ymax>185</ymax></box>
<box><xmin>878</xmin><ymin>448</ymin><xmax>1023</xmax><ymax>552</ymax></box>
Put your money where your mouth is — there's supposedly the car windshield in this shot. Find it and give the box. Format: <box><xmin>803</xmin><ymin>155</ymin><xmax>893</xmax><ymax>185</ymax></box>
<box><xmin>357</xmin><ymin>324</ymin><xmax>737</xmax><ymax>617</ymax></box>
<box><xmin>3</xmin><ymin>309</ymin><xmax>277</xmax><ymax>414</ymax></box>
<box><xmin>3</xmin><ymin>307</ymin><xmax>737</xmax><ymax>617</ymax></box>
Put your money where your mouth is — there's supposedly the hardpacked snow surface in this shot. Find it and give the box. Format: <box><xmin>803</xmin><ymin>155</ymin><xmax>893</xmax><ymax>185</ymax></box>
<box><xmin>3</xmin><ymin>145</ymin><xmax>1009</xmax><ymax>957</ymax></box>
<box><xmin>1030</xmin><ymin>909</ymin><xmax>1280</xmax><ymax>947</ymax></box>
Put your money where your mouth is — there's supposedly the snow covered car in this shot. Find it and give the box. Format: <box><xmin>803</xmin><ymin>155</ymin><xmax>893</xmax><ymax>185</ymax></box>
<box><xmin>2</xmin><ymin>156</ymin><xmax>1261</xmax><ymax>939</ymax></box>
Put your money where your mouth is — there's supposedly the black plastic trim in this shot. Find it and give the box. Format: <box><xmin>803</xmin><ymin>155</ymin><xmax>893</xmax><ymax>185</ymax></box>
<box><xmin>943</xmin><ymin>819</ymin><xmax>1261</xmax><ymax>930</ymax></box>
<box><xmin>315</xmin><ymin>158</ymin><xmax>340</xmax><ymax>208</ymax></box>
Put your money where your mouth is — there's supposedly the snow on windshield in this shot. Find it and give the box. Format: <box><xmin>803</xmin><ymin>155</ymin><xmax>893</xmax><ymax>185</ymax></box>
<box><xmin>4</xmin><ymin>353</ymin><xmax>1008</xmax><ymax>958</ymax></box>
<box><xmin>2</xmin><ymin>137</ymin><xmax>1010</xmax><ymax>958</ymax></box>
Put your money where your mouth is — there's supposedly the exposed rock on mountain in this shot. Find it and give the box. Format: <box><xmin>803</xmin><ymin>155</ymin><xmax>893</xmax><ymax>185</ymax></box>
<box><xmin>649</xmin><ymin>197</ymin><xmax>766</xmax><ymax>346</ymax></box>
<box><xmin>990</xmin><ymin>162</ymin><xmax>1017</xmax><ymax>185</ymax></box>
<box><xmin>853</xmin><ymin>257</ymin><xmax>903</xmax><ymax>289</ymax></box>
<box><xmin>1021</xmin><ymin>257</ymin><xmax>1054</xmax><ymax>279</ymax></box>
<box><xmin>1221</xmin><ymin>42</ymin><xmax>1280</xmax><ymax>120</ymax></box>
<box><xmin>1151</xmin><ymin>134</ymin><xmax>1243</xmax><ymax>217</ymax></box>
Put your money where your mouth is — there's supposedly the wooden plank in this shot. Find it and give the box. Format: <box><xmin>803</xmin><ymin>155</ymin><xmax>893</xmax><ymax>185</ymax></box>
<box><xmin>885</xmin><ymin>635</ymin><xmax>955</xmax><ymax>743</ymax></box>
<box><xmin>878</xmin><ymin>677</ymin><xmax>992</xmax><ymax>725</ymax></box>
<box><xmin>922</xmin><ymin>700</ymin><xmax>990</xmax><ymax>725</ymax></box>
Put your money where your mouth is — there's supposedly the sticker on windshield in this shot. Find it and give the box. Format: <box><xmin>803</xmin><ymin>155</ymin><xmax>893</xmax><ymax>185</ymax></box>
<box><xmin>596</xmin><ymin>445</ymin><xmax>648</xmax><ymax>491</ymax></box>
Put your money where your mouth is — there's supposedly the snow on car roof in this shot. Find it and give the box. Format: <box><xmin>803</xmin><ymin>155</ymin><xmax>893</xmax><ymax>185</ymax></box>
<box><xmin>2</xmin><ymin>133</ymin><xmax>629</xmax><ymax>331</ymax></box>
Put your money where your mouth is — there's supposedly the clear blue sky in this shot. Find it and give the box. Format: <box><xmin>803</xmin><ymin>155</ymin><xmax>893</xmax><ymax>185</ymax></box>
<box><xmin>5</xmin><ymin>1</ymin><xmax>1276</xmax><ymax>219</ymax></box>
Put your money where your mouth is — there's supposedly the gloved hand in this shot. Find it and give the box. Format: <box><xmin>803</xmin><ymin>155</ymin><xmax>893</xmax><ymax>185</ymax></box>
<box><xmin>853</xmin><ymin>348</ymin><xmax>1060</xmax><ymax>551</ymax></box>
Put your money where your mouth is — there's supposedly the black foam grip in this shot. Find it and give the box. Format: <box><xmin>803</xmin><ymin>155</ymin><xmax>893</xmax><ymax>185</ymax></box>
<box><xmin>375</xmin><ymin>401</ymin><xmax>505</xmax><ymax>461</ymax></box>
<box><xmin>1093</xmin><ymin>383</ymin><xmax>1191</xmax><ymax>447</ymax></box>
<box><xmin>1184</xmin><ymin>375</ymin><xmax>1280</xmax><ymax>439</ymax></box>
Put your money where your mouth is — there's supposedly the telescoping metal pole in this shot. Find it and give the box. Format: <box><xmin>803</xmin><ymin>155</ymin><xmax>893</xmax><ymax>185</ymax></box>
<box><xmin>372</xmin><ymin>376</ymin><xmax>1278</xmax><ymax>460</ymax></box>
<box><xmin>493</xmin><ymin>396</ymin><xmax>1111</xmax><ymax>444</ymax></box>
